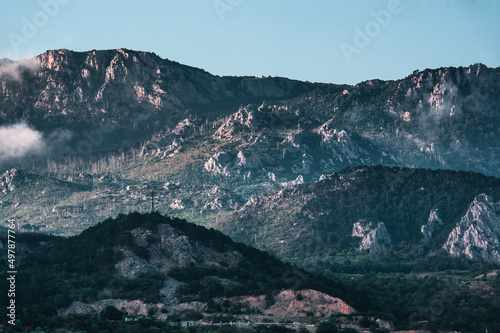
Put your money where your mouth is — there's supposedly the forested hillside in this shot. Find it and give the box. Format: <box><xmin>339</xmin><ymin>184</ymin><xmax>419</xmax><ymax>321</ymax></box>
<box><xmin>216</xmin><ymin>166</ymin><xmax>500</xmax><ymax>273</ymax></box>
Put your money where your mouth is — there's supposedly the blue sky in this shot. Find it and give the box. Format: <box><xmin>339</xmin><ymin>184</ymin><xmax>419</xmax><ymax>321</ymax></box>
<box><xmin>1</xmin><ymin>0</ymin><xmax>499</xmax><ymax>85</ymax></box>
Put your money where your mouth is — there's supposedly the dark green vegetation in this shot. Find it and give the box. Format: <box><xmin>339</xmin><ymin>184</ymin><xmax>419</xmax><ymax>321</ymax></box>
<box><xmin>0</xmin><ymin>316</ymin><xmax>363</xmax><ymax>333</ymax></box>
<box><xmin>217</xmin><ymin>165</ymin><xmax>500</xmax><ymax>274</ymax></box>
<box><xmin>0</xmin><ymin>314</ymin><xmax>302</xmax><ymax>333</ymax></box>
<box><xmin>341</xmin><ymin>272</ymin><xmax>500</xmax><ymax>332</ymax></box>
<box><xmin>207</xmin><ymin>166</ymin><xmax>500</xmax><ymax>332</ymax></box>
<box><xmin>0</xmin><ymin>212</ymin><xmax>355</xmax><ymax>332</ymax></box>
<box><xmin>0</xmin><ymin>212</ymin><xmax>499</xmax><ymax>332</ymax></box>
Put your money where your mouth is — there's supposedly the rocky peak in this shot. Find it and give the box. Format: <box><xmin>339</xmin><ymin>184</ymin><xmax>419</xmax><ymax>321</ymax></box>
<box><xmin>315</xmin><ymin>119</ymin><xmax>367</xmax><ymax>161</ymax></box>
<box><xmin>214</xmin><ymin>105</ymin><xmax>276</xmax><ymax>140</ymax></box>
<box><xmin>387</xmin><ymin>63</ymin><xmax>500</xmax><ymax>120</ymax></box>
<box><xmin>37</xmin><ymin>49</ymin><xmax>83</xmax><ymax>71</ymax></box>
<box><xmin>442</xmin><ymin>194</ymin><xmax>500</xmax><ymax>263</ymax></box>
<box><xmin>352</xmin><ymin>220</ymin><xmax>392</xmax><ymax>252</ymax></box>
<box><xmin>138</xmin><ymin>118</ymin><xmax>202</xmax><ymax>158</ymax></box>
<box><xmin>421</xmin><ymin>208</ymin><xmax>443</xmax><ymax>241</ymax></box>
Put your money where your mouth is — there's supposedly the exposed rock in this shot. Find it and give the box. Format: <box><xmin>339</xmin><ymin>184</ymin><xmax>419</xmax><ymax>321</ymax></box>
<box><xmin>98</xmin><ymin>173</ymin><xmax>123</xmax><ymax>186</ymax></box>
<box><xmin>203</xmin><ymin>149</ymin><xmax>273</xmax><ymax>177</ymax></box>
<box><xmin>160</xmin><ymin>277</ymin><xmax>182</xmax><ymax>306</ymax></box>
<box><xmin>138</xmin><ymin>118</ymin><xmax>202</xmax><ymax>159</ymax></box>
<box><xmin>202</xmin><ymin>105</ymin><xmax>400</xmax><ymax>180</ymax></box>
<box><xmin>315</xmin><ymin>119</ymin><xmax>368</xmax><ymax>162</ymax></box>
<box><xmin>352</xmin><ymin>220</ymin><xmax>392</xmax><ymax>252</ymax></box>
<box><xmin>59</xmin><ymin>299</ymin><xmax>155</xmax><ymax>317</ymax></box>
<box><xmin>109</xmin><ymin>222</ymin><xmax>249</xmax><ymax>284</ymax></box>
<box><xmin>215</xmin><ymin>106</ymin><xmax>262</xmax><ymax>139</ymax></box>
<box><xmin>421</xmin><ymin>208</ymin><xmax>443</xmax><ymax>241</ymax></box>
<box><xmin>318</xmin><ymin>174</ymin><xmax>330</xmax><ymax>181</ymax></box>
<box><xmin>237</xmin><ymin>151</ymin><xmax>247</xmax><ymax>166</ymax></box>
<box><xmin>172</xmin><ymin>118</ymin><xmax>197</xmax><ymax>136</ymax></box>
<box><xmin>201</xmin><ymin>193</ymin><xmax>242</xmax><ymax>214</ymax></box>
<box><xmin>375</xmin><ymin>318</ymin><xmax>395</xmax><ymax>330</ymax></box>
<box><xmin>204</xmin><ymin>151</ymin><xmax>233</xmax><ymax>176</ymax></box>
<box><xmin>443</xmin><ymin>194</ymin><xmax>500</xmax><ymax>263</ymax></box>
<box><xmin>0</xmin><ymin>169</ymin><xmax>30</xmax><ymax>193</ymax></box>
<box><xmin>268</xmin><ymin>172</ymin><xmax>276</xmax><ymax>182</ymax></box>
<box><xmin>136</xmin><ymin>224</ymin><xmax>242</xmax><ymax>271</ymax></box>
<box><xmin>170</xmin><ymin>198</ymin><xmax>185</xmax><ymax>210</ymax></box>
<box><xmin>3</xmin><ymin>50</ymin><xmax>500</xmax><ymax>178</ymax></box>
<box><xmin>219</xmin><ymin>289</ymin><xmax>356</xmax><ymax>317</ymax></box>
<box><xmin>280</xmin><ymin>175</ymin><xmax>304</xmax><ymax>188</ymax></box>
<box><xmin>114</xmin><ymin>254</ymin><xmax>153</xmax><ymax>279</ymax></box>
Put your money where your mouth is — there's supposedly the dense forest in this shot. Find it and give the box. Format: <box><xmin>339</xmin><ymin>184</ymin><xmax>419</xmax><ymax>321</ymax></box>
<box><xmin>217</xmin><ymin>165</ymin><xmax>500</xmax><ymax>274</ymax></box>
<box><xmin>1</xmin><ymin>212</ymin><xmax>500</xmax><ymax>332</ymax></box>
<box><xmin>0</xmin><ymin>213</ymin><xmax>358</xmax><ymax>332</ymax></box>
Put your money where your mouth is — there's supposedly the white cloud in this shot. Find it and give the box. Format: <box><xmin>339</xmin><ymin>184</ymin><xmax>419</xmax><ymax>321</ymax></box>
<box><xmin>0</xmin><ymin>122</ymin><xmax>47</xmax><ymax>162</ymax></box>
<box><xmin>0</xmin><ymin>58</ymin><xmax>40</xmax><ymax>81</ymax></box>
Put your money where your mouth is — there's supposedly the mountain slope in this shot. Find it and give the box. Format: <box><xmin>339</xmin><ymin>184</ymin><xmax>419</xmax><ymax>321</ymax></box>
<box><xmin>3</xmin><ymin>212</ymin><xmax>500</xmax><ymax>332</ymax></box>
<box><xmin>214</xmin><ymin>165</ymin><xmax>500</xmax><ymax>272</ymax></box>
<box><xmin>1</xmin><ymin>50</ymin><xmax>499</xmax><ymax>177</ymax></box>
<box><xmin>0</xmin><ymin>212</ymin><xmax>360</xmax><ymax>330</ymax></box>
<box><xmin>0</xmin><ymin>48</ymin><xmax>320</xmax><ymax>150</ymax></box>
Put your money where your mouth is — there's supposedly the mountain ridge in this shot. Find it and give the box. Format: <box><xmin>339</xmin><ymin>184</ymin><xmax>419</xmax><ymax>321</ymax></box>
<box><xmin>1</xmin><ymin>49</ymin><xmax>499</xmax><ymax>178</ymax></box>
<box><xmin>213</xmin><ymin>165</ymin><xmax>500</xmax><ymax>272</ymax></box>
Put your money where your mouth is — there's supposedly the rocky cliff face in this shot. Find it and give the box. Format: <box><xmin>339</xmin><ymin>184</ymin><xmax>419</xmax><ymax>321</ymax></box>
<box><xmin>386</xmin><ymin>64</ymin><xmax>500</xmax><ymax>121</ymax></box>
<box><xmin>442</xmin><ymin>194</ymin><xmax>500</xmax><ymax>263</ymax></box>
<box><xmin>421</xmin><ymin>208</ymin><xmax>443</xmax><ymax>241</ymax></box>
<box><xmin>0</xmin><ymin>49</ymin><xmax>315</xmax><ymax>137</ymax></box>
<box><xmin>202</xmin><ymin>104</ymin><xmax>399</xmax><ymax>181</ymax></box>
<box><xmin>351</xmin><ymin>220</ymin><xmax>392</xmax><ymax>252</ymax></box>
<box><xmin>381</xmin><ymin>63</ymin><xmax>500</xmax><ymax>176</ymax></box>
<box><xmin>0</xmin><ymin>168</ymin><xmax>30</xmax><ymax>193</ymax></box>
<box><xmin>3</xmin><ymin>50</ymin><xmax>500</xmax><ymax>177</ymax></box>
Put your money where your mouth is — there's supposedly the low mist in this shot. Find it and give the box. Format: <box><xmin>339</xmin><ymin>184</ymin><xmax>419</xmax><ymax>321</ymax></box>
<box><xmin>0</xmin><ymin>58</ymin><xmax>40</xmax><ymax>81</ymax></box>
<box><xmin>0</xmin><ymin>122</ymin><xmax>71</xmax><ymax>164</ymax></box>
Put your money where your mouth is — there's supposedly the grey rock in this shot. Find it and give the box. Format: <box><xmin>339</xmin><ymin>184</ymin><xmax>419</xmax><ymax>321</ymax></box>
<box><xmin>352</xmin><ymin>220</ymin><xmax>392</xmax><ymax>252</ymax></box>
<box><xmin>442</xmin><ymin>194</ymin><xmax>500</xmax><ymax>263</ymax></box>
<box><xmin>421</xmin><ymin>208</ymin><xmax>443</xmax><ymax>241</ymax></box>
<box><xmin>0</xmin><ymin>169</ymin><xmax>30</xmax><ymax>193</ymax></box>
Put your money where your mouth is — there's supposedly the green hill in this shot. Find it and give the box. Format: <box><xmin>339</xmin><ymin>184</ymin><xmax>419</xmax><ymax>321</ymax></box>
<box><xmin>0</xmin><ymin>212</ymin><xmax>356</xmax><ymax>331</ymax></box>
<box><xmin>216</xmin><ymin>165</ymin><xmax>500</xmax><ymax>274</ymax></box>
